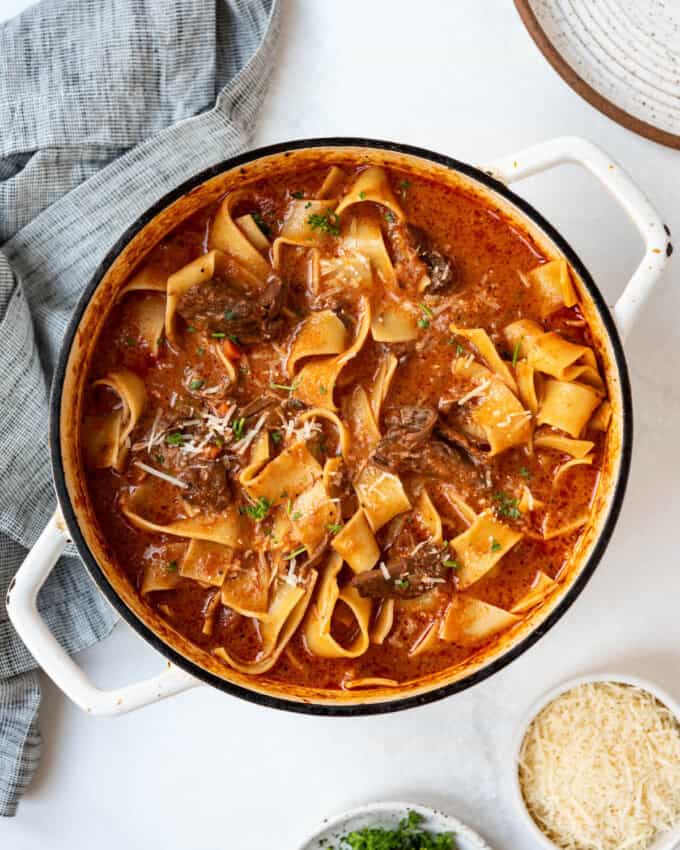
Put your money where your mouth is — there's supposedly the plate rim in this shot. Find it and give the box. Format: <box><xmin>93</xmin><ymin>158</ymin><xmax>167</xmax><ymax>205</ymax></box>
<box><xmin>291</xmin><ymin>800</ymin><xmax>493</xmax><ymax>850</ymax></box>
<box><xmin>514</xmin><ymin>0</ymin><xmax>680</xmax><ymax>150</ymax></box>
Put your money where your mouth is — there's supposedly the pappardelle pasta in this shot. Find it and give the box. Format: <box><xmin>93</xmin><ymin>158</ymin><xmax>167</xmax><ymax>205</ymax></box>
<box><xmin>82</xmin><ymin>160</ymin><xmax>611</xmax><ymax>690</ymax></box>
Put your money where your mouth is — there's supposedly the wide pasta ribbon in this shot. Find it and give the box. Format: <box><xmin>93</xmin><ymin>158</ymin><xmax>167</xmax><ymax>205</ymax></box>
<box><xmin>303</xmin><ymin>552</ymin><xmax>372</xmax><ymax>659</ymax></box>
<box><xmin>82</xmin><ymin>369</ymin><xmax>146</xmax><ymax>471</ymax></box>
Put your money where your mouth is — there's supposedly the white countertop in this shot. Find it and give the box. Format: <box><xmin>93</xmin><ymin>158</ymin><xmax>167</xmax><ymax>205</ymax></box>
<box><xmin>3</xmin><ymin>1</ymin><xmax>679</xmax><ymax>848</ymax></box>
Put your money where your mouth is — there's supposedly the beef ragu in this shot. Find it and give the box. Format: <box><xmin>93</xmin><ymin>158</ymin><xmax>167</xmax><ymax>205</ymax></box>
<box><xmin>81</xmin><ymin>161</ymin><xmax>612</xmax><ymax>691</ymax></box>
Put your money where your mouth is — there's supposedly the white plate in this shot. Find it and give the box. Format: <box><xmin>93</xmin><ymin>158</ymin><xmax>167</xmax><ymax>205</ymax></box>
<box><xmin>509</xmin><ymin>672</ymin><xmax>680</xmax><ymax>850</ymax></box>
<box><xmin>516</xmin><ymin>0</ymin><xmax>680</xmax><ymax>149</ymax></box>
<box><xmin>294</xmin><ymin>801</ymin><xmax>492</xmax><ymax>850</ymax></box>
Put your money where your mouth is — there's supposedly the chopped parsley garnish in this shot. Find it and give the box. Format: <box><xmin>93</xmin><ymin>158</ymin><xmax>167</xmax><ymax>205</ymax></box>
<box><xmin>187</xmin><ymin>325</ymin><xmax>196</xmax><ymax>333</ymax></box>
<box><xmin>491</xmin><ymin>538</ymin><xmax>503</xmax><ymax>553</ymax></box>
<box><xmin>442</xmin><ymin>558</ymin><xmax>460</xmax><ymax>570</ymax></box>
<box><xmin>252</xmin><ymin>212</ymin><xmax>271</xmax><ymax>237</ymax></box>
<box><xmin>307</xmin><ymin>211</ymin><xmax>341</xmax><ymax>237</ymax></box>
<box><xmin>211</xmin><ymin>331</ymin><xmax>226</xmax><ymax>339</ymax></box>
<box><xmin>511</xmin><ymin>339</ymin><xmax>522</xmax><ymax>367</ymax></box>
<box><xmin>166</xmin><ymin>560</ymin><xmax>178</xmax><ymax>573</ymax></box>
<box><xmin>124</xmin><ymin>336</ymin><xmax>137</xmax><ymax>347</ymax></box>
<box><xmin>284</xmin><ymin>546</ymin><xmax>306</xmax><ymax>560</ymax></box>
<box><xmin>291</xmin><ymin>511</ymin><xmax>302</xmax><ymax>521</ymax></box>
<box><xmin>291</xmin><ymin>191</ymin><xmax>304</xmax><ymax>199</ymax></box>
<box><xmin>420</xmin><ymin>302</ymin><xmax>434</xmax><ymax>319</ymax></box>
<box><xmin>493</xmin><ymin>491</ymin><xmax>521</xmax><ymax>520</ymax></box>
<box><xmin>394</xmin><ymin>578</ymin><xmax>410</xmax><ymax>589</ymax></box>
<box><xmin>456</xmin><ymin>343</ymin><xmax>465</xmax><ymax>356</ymax></box>
<box><xmin>270</xmin><ymin>429</ymin><xmax>282</xmax><ymax>444</ymax></box>
<box><xmin>399</xmin><ymin>179</ymin><xmax>411</xmax><ymax>196</ymax></box>
<box><xmin>319</xmin><ymin>384</ymin><xmax>327</xmax><ymax>394</ymax></box>
<box><xmin>270</xmin><ymin>381</ymin><xmax>296</xmax><ymax>392</ymax></box>
<box><xmin>326</xmin><ymin>522</ymin><xmax>344</xmax><ymax>535</ymax></box>
<box><xmin>153</xmin><ymin>453</ymin><xmax>165</xmax><ymax>465</ymax></box>
<box><xmin>223</xmin><ymin>309</ymin><xmax>236</xmax><ymax>320</ymax></box>
<box><xmin>304</xmin><ymin>201</ymin><xmax>312</xmax><ymax>209</ymax></box>
<box><xmin>196</xmin><ymin>346</ymin><xmax>205</xmax><ymax>356</ymax></box>
<box><xmin>166</xmin><ymin>432</ymin><xmax>185</xmax><ymax>446</ymax></box>
<box><xmin>384</xmin><ymin>210</ymin><xmax>396</xmax><ymax>223</ymax></box>
<box><xmin>417</xmin><ymin>317</ymin><xmax>430</xmax><ymax>329</ymax></box>
<box><xmin>189</xmin><ymin>378</ymin><xmax>204</xmax><ymax>390</ymax></box>
<box><xmin>359</xmin><ymin>191</ymin><xmax>367</xmax><ymax>200</ymax></box>
<box><xmin>231</xmin><ymin>417</ymin><xmax>246</xmax><ymax>440</ymax></box>
<box><xmin>242</xmin><ymin>497</ymin><xmax>273</xmax><ymax>521</ymax></box>
<box><xmin>341</xmin><ymin>810</ymin><xmax>455</xmax><ymax>850</ymax></box>
<box><xmin>519</xmin><ymin>465</ymin><xmax>531</xmax><ymax>479</ymax></box>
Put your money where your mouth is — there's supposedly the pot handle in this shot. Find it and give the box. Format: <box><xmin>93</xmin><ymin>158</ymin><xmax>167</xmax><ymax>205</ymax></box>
<box><xmin>6</xmin><ymin>510</ymin><xmax>199</xmax><ymax>716</ymax></box>
<box><xmin>483</xmin><ymin>136</ymin><xmax>671</xmax><ymax>340</ymax></box>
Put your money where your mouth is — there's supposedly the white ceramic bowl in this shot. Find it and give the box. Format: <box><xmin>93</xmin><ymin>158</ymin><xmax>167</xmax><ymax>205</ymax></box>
<box><xmin>292</xmin><ymin>801</ymin><xmax>492</xmax><ymax>850</ymax></box>
<box><xmin>510</xmin><ymin>672</ymin><xmax>680</xmax><ymax>850</ymax></box>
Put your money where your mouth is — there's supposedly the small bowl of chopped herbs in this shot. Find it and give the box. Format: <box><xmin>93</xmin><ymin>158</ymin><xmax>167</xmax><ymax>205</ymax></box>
<box><xmin>293</xmin><ymin>802</ymin><xmax>491</xmax><ymax>850</ymax></box>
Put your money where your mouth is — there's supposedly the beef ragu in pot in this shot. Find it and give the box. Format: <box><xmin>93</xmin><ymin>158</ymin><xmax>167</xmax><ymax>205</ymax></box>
<box><xmin>81</xmin><ymin>161</ymin><xmax>611</xmax><ymax>691</ymax></box>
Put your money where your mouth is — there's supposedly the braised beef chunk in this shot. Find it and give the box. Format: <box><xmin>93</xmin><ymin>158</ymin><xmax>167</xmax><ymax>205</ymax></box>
<box><xmin>352</xmin><ymin>542</ymin><xmax>451</xmax><ymax>599</ymax></box>
<box><xmin>176</xmin><ymin>275</ymin><xmax>287</xmax><ymax>342</ymax></box>
<box><xmin>409</xmin><ymin>225</ymin><xmax>459</xmax><ymax>294</ymax></box>
<box><xmin>371</xmin><ymin>406</ymin><xmax>437</xmax><ymax>471</ymax></box>
<box><xmin>180</xmin><ymin>462</ymin><xmax>231</xmax><ymax>511</ymax></box>
<box><xmin>385</xmin><ymin>221</ymin><xmax>459</xmax><ymax>294</ymax></box>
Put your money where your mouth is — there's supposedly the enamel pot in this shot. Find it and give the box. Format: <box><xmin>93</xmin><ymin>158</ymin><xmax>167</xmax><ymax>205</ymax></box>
<box><xmin>5</xmin><ymin>136</ymin><xmax>670</xmax><ymax>716</ymax></box>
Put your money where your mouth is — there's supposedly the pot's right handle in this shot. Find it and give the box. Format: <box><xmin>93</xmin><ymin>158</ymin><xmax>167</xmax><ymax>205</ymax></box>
<box><xmin>6</xmin><ymin>510</ymin><xmax>199</xmax><ymax>715</ymax></box>
<box><xmin>483</xmin><ymin>136</ymin><xmax>671</xmax><ymax>340</ymax></box>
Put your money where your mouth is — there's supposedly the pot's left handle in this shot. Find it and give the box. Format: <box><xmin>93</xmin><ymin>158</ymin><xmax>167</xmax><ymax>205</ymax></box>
<box><xmin>6</xmin><ymin>510</ymin><xmax>199</xmax><ymax>716</ymax></box>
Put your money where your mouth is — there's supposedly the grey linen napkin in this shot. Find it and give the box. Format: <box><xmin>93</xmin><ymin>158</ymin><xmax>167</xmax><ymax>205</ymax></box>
<box><xmin>0</xmin><ymin>0</ymin><xmax>279</xmax><ymax>816</ymax></box>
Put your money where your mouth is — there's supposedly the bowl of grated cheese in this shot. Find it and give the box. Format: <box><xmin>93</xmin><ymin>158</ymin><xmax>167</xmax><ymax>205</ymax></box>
<box><xmin>511</xmin><ymin>673</ymin><xmax>680</xmax><ymax>850</ymax></box>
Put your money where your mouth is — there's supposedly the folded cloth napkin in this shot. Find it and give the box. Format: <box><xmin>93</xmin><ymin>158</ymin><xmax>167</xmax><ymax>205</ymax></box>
<box><xmin>0</xmin><ymin>0</ymin><xmax>279</xmax><ymax>816</ymax></box>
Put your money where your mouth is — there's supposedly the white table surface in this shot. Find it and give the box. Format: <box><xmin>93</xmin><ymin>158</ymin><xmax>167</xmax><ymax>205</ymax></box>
<box><xmin>2</xmin><ymin>1</ymin><xmax>679</xmax><ymax>848</ymax></box>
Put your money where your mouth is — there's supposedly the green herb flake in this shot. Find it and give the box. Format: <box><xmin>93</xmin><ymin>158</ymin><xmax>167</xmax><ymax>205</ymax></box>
<box><xmin>384</xmin><ymin>210</ymin><xmax>395</xmax><ymax>223</ymax></box>
<box><xmin>166</xmin><ymin>560</ymin><xmax>178</xmax><ymax>573</ymax></box>
<box><xmin>270</xmin><ymin>381</ymin><xmax>296</xmax><ymax>392</ymax></box>
<box><xmin>420</xmin><ymin>302</ymin><xmax>434</xmax><ymax>320</ymax></box>
<box><xmin>187</xmin><ymin>325</ymin><xmax>196</xmax><ymax>334</ymax></box>
<box><xmin>223</xmin><ymin>309</ymin><xmax>236</xmax><ymax>321</ymax></box>
<box><xmin>284</xmin><ymin>546</ymin><xmax>306</xmax><ymax>560</ymax></box>
<box><xmin>491</xmin><ymin>538</ymin><xmax>503</xmax><ymax>553</ymax></box>
<box><xmin>493</xmin><ymin>491</ymin><xmax>521</xmax><ymax>520</ymax></box>
<box><xmin>304</xmin><ymin>201</ymin><xmax>312</xmax><ymax>209</ymax></box>
<box><xmin>243</xmin><ymin>497</ymin><xmax>273</xmax><ymax>521</ymax></box>
<box><xmin>399</xmin><ymin>179</ymin><xmax>411</xmax><ymax>196</ymax></box>
<box><xmin>456</xmin><ymin>343</ymin><xmax>465</xmax><ymax>356</ymax></box>
<box><xmin>291</xmin><ymin>191</ymin><xmax>304</xmax><ymax>199</ymax></box>
<box><xmin>153</xmin><ymin>453</ymin><xmax>165</xmax><ymax>465</ymax></box>
<box><xmin>359</xmin><ymin>191</ymin><xmax>367</xmax><ymax>200</ymax></box>
<box><xmin>519</xmin><ymin>465</ymin><xmax>531</xmax><ymax>479</ymax></box>
<box><xmin>341</xmin><ymin>810</ymin><xmax>455</xmax><ymax>850</ymax></box>
<box><xmin>291</xmin><ymin>511</ymin><xmax>302</xmax><ymax>521</ymax></box>
<box><xmin>231</xmin><ymin>417</ymin><xmax>246</xmax><ymax>440</ymax></box>
<box><xmin>211</xmin><ymin>331</ymin><xmax>226</xmax><ymax>339</ymax></box>
<box><xmin>417</xmin><ymin>317</ymin><xmax>430</xmax><ymax>329</ymax></box>
<box><xmin>307</xmin><ymin>211</ymin><xmax>341</xmax><ymax>237</ymax></box>
<box><xmin>394</xmin><ymin>578</ymin><xmax>410</xmax><ymax>589</ymax></box>
<box><xmin>442</xmin><ymin>558</ymin><xmax>461</xmax><ymax>570</ymax></box>
<box><xmin>189</xmin><ymin>378</ymin><xmax>204</xmax><ymax>391</ymax></box>
<box><xmin>270</xmin><ymin>429</ymin><xmax>283</xmax><ymax>444</ymax></box>
<box><xmin>511</xmin><ymin>338</ymin><xmax>522</xmax><ymax>368</ymax></box>
<box><xmin>196</xmin><ymin>346</ymin><xmax>205</xmax><ymax>356</ymax></box>
<box><xmin>165</xmin><ymin>432</ymin><xmax>185</xmax><ymax>447</ymax></box>
<box><xmin>124</xmin><ymin>336</ymin><xmax>137</xmax><ymax>347</ymax></box>
<box><xmin>319</xmin><ymin>384</ymin><xmax>327</xmax><ymax>394</ymax></box>
<box><xmin>252</xmin><ymin>212</ymin><xmax>271</xmax><ymax>238</ymax></box>
<box><xmin>326</xmin><ymin>522</ymin><xmax>344</xmax><ymax>535</ymax></box>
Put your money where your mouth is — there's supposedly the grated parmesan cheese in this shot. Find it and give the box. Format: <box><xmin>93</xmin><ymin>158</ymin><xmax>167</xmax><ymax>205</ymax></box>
<box><xmin>133</xmin><ymin>460</ymin><xmax>187</xmax><ymax>489</ymax></box>
<box><xmin>458</xmin><ymin>379</ymin><xmax>491</xmax><ymax>405</ymax></box>
<box><xmin>519</xmin><ymin>681</ymin><xmax>680</xmax><ymax>850</ymax></box>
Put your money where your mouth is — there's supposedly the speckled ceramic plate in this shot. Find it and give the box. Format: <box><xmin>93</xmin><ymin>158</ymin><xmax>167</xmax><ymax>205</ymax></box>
<box><xmin>515</xmin><ymin>0</ymin><xmax>680</xmax><ymax>149</ymax></box>
<box><xmin>293</xmin><ymin>802</ymin><xmax>492</xmax><ymax>850</ymax></box>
